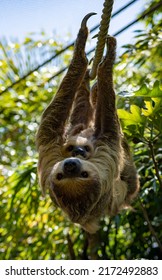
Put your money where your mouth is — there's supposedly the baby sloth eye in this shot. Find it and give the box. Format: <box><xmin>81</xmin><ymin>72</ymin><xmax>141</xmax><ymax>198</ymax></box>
<box><xmin>84</xmin><ymin>145</ymin><xmax>90</xmax><ymax>152</ymax></box>
<box><xmin>67</xmin><ymin>145</ymin><xmax>74</xmax><ymax>152</ymax></box>
<box><xmin>56</xmin><ymin>173</ymin><xmax>63</xmax><ymax>180</ymax></box>
<box><xmin>81</xmin><ymin>171</ymin><xmax>89</xmax><ymax>178</ymax></box>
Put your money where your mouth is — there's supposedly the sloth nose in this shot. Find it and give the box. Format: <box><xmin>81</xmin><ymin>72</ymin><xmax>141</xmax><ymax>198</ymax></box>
<box><xmin>72</xmin><ymin>147</ymin><xmax>86</xmax><ymax>158</ymax></box>
<box><xmin>63</xmin><ymin>158</ymin><xmax>81</xmax><ymax>176</ymax></box>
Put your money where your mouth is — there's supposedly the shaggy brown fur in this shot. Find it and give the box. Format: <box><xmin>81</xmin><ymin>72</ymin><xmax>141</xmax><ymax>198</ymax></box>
<box><xmin>36</xmin><ymin>13</ymin><xmax>140</xmax><ymax>233</ymax></box>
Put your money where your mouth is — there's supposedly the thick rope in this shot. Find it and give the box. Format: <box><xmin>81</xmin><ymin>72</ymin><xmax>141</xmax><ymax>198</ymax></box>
<box><xmin>89</xmin><ymin>0</ymin><xmax>114</xmax><ymax>80</ymax></box>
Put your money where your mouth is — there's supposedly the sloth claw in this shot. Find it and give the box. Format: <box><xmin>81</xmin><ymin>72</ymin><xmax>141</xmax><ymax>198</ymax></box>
<box><xmin>106</xmin><ymin>36</ymin><xmax>117</xmax><ymax>49</ymax></box>
<box><xmin>106</xmin><ymin>35</ymin><xmax>117</xmax><ymax>56</ymax></box>
<box><xmin>81</xmin><ymin>12</ymin><xmax>97</xmax><ymax>29</ymax></box>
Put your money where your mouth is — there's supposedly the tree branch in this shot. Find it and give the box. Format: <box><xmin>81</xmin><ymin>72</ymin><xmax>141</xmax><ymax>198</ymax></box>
<box><xmin>139</xmin><ymin>197</ymin><xmax>162</xmax><ymax>252</ymax></box>
<box><xmin>148</xmin><ymin>141</ymin><xmax>162</xmax><ymax>189</ymax></box>
<box><xmin>67</xmin><ymin>234</ymin><xmax>76</xmax><ymax>260</ymax></box>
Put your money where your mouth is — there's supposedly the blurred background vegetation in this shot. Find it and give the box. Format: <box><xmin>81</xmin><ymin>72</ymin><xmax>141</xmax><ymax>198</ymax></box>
<box><xmin>0</xmin><ymin>0</ymin><xmax>162</xmax><ymax>259</ymax></box>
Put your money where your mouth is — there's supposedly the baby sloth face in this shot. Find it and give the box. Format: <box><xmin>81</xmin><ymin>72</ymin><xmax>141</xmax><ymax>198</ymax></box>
<box><xmin>62</xmin><ymin>135</ymin><xmax>94</xmax><ymax>159</ymax></box>
<box><xmin>49</xmin><ymin>157</ymin><xmax>101</xmax><ymax>223</ymax></box>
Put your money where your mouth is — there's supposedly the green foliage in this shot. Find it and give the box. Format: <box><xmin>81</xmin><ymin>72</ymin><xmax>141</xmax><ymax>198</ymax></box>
<box><xmin>0</xmin><ymin>2</ymin><xmax>162</xmax><ymax>259</ymax></box>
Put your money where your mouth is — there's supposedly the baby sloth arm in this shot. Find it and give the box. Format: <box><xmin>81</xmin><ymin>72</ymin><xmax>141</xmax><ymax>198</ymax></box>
<box><xmin>68</xmin><ymin>70</ymin><xmax>93</xmax><ymax>135</ymax></box>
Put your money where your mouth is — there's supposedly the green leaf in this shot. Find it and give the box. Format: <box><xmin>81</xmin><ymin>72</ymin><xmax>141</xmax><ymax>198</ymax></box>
<box><xmin>142</xmin><ymin>100</ymin><xmax>154</xmax><ymax>116</ymax></box>
<box><xmin>142</xmin><ymin>96</ymin><xmax>162</xmax><ymax>117</ymax></box>
<box><xmin>134</xmin><ymin>81</ymin><xmax>162</xmax><ymax>97</ymax></box>
<box><xmin>151</xmin><ymin>80</ymin><xmax>162</xmax><ymax>97</ymax></box>
<box><xmin>130</xmin><ymin>105</ymin><xmax>142</xmax><ymax>122</ymax></box>
<box><xmin>118</xmin><ymin>105</ymin><xmax>144</xmax><ymax>127</ymax></box>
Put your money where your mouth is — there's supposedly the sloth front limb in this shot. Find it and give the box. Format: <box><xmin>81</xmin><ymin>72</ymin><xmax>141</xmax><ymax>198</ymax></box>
<box><xmin>94</xmin><ymin>36</ymin><xmax>120</xmax><ymax>144</ymax></box>
<box><xmin>36</xmin><ymin>14</ymin><xmax>95</xmax><ymax>148</ymax></box>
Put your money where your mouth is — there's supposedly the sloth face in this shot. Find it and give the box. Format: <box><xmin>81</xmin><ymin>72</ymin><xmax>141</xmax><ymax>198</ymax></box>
<box><xmin>49</xmin><ymin>158</ymin><xmax>101</xmax><ymax>222</ymax></box>
<box><xmin>62</xmin><ymin>135</ymin><xmax>93</xmax><ymax>159</ymax></box>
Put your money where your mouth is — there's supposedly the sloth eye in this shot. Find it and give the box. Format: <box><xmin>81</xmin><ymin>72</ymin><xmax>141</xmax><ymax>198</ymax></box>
<box><xmin>84</xmin><ymin>145</ymin><xmax>90</xmax><ymax>152</ymax></box>
<box><xmin>67</xmin><ymin>145</ymin><xmax>74</xmax><ymax>152</ymax></box>
<box><xmin>81</xmin><ymin>171</ymin><xmax>89</xmax><ymax>178</ymax></box>
<box><xmin>56</xmin><ymin>173</ymin><xmax>63</xmax><ymax>180</ymax></box>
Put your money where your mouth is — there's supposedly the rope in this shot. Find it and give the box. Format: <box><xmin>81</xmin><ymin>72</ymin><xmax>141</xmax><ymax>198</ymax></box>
<box><xmin>89</xmin><ymin>0</ymin><xmax>114</xmax><ymax>80</ymax></box>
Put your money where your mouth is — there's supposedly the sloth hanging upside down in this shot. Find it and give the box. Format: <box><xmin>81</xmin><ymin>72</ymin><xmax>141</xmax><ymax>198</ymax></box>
<box><xmin>36</xmin><ymin>13</ymin><xmax>140</xmax><ymax>233</ymax></box>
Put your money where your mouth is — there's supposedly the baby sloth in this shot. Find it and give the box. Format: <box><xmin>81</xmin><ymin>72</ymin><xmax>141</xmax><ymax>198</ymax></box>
<box><xmin>36</xmin><ymin>13</ymin><xmax>139</xmax><ymax>233</ymax></box>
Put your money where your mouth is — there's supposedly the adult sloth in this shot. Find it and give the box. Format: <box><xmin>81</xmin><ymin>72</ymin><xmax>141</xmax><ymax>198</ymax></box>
<box><xmin>36</xmin><ymin>13</ymin><xmax>139</xmax><ymax>233</ymax></box>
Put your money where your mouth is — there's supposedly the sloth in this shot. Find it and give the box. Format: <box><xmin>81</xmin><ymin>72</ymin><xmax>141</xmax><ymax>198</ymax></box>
<box><xmin>36</xmin><ymin>13</ymin><xmax>139</xmax><ymax>233</ymax></box>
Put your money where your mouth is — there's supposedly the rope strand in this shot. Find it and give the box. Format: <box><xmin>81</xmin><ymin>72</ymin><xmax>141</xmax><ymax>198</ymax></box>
<box><xmin>89</xmin><ymin>0</ymin><xmax>114</xmax><ymax>80</ymax></box>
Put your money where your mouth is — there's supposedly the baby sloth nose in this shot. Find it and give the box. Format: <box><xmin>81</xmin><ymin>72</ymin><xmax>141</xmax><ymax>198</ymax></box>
<box><xmin>63</xmin><ymin>158</ymin><xmax>81</xmax><ymax>176</ymax></box>
<box><xmin>72</xmin><ymin>147</ymin><xmax>86</xmax><ymax>158</ymax></box>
